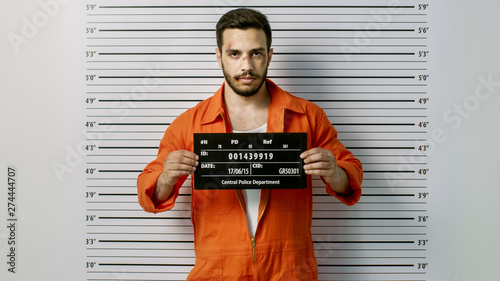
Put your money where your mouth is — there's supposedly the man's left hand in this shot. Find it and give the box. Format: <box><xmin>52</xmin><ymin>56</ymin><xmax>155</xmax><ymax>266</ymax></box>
<box><xmin>300</xmin><ymin>147</ymin><xmax>351</xmax><ymax>195</ymax></box>
<box><xmin>300</xmin><ymin>147</ymin><xmax>338</xmax><ymax>183</ymax></box>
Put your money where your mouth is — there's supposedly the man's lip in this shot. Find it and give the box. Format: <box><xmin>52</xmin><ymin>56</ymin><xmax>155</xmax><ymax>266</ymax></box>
<box><xmin>236</xmin><ymin>77</ymin><xmax>256</xmax><ymax>84</ymax></box>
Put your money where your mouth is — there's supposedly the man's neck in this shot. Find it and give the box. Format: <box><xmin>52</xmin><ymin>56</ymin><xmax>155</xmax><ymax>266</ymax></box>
<box><xmin>223</xmin><ymin>81</ymin><xmax>270</xmax><ymax>131</ymax></box>
<box><xmin>223</xmin><ymin>80</ymin><xmax>270</xmax><ymax>110</ymax></box>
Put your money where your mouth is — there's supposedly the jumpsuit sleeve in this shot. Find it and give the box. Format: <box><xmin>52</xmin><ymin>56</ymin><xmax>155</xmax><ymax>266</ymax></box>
<box><xmin>137</xmin><ymin>122</ymin><xmax>189</xmax><ymax>214</ymax></box>
<box><xmin>313</xmin><ymin>110</ymin><xmax>363</xmax><ymax>206</ymax></box>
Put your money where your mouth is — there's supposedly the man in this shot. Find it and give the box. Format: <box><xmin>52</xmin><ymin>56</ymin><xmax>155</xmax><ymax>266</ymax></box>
<box><xmin>137</xmin><ymin>8</ymin><xmax>362</xmax><ymax>280</ymax></box>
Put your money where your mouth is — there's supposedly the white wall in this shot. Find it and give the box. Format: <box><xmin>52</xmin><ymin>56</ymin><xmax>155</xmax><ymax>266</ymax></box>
<box><xmin>1</xmin><ymin>1</ymin><xmax>499</xmax><ymax>280</ymax></box>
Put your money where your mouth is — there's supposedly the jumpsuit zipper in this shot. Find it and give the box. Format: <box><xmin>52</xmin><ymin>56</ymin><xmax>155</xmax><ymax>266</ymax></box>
<box><xmin>225</xmin><ymin>112</ymin><xmax>258</xmax><ymax>263</ymax></box>
<box><xmin>236</xmin><ymin>192</ymin><xmax>257</xmax><ymax>263</ymax></box>
<box><xmin>251</xmin><ymin>237</ymin><xmax>256</xmax><ymax>262</ymax></box>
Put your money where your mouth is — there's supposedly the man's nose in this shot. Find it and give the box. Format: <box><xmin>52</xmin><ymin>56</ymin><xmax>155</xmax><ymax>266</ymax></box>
<box><xmin>240</xmin><ymin>54</ymin><xmax>254</xmax><ymax>71</ymax></box>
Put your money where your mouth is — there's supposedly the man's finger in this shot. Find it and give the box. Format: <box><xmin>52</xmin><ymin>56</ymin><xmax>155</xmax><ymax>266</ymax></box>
<box><xmin>304</xmin><ymin>161</ymin><xmax>332</xmax><ymax>171</ymax></box>
<box><xmin>169</xmin><ymin>150</ymin><xmax>199</xmax><ymax>160</ymax></box>
<box><xmin>300</xmin><ymin>147</ymin><xmax>322</xmax><ymax>159</ymax></box>
<box><xmin>166</xmin><ymin>163</ymin><xmax>198</xmax><ymax>172</ymax></box>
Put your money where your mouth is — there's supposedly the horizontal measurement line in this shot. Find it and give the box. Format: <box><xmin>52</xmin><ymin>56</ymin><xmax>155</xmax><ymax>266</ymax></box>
<box><xmin>98</xmin><ymin>170</ymin><xmax>143</xmax><ymax>172</ymax></box>
<box><xmin>361</xmin><ymin>186</ymin><xmax>426</xmax><ymax>188</ymax></box>
<box><xmin>86</xmin><ymin>248</ymin><xmax>193</xmax><ymax>251</ymax></box>
<box><xmin>98</xmin><ymin>52</ymin><xmax>415</xmax><ymax>55</ymax></box>
<box><xmin>98</xmin><ymin>193</ymin><xmax>137</xmax><ymax>196</ymax></box>
<box><xmin>87</xmin><ymin>22</ymin><xmax>427</xmax><ymax>25</ymax></box>
<box><xmin>333</xmin><ymin>123</ymin><xmax>415</xmax><ymax>126</ymax></box>
<box><xmin>342</xmin><ymin>131</ymin><xmax>426</xmax><ymax>133</ymax></box>
<box><xmin>94</xmin><ymin>147</ymin><xmax>418</xmax><ymax>150</ymax></box>
<box><xmin>88</xmin><ymin>225</ymin><xmax>425</xmax><ymax>228</ymax></box>
<box><xmin>98</xmin><ymin>146</ymin><xmax>158</xmax><ymax>149</ymax></box>
<box><xmin>99</xmin><ymin>263</ymin><xmax>194</xmax><ymax>266</ymax></box>
<box><xmin>86</xmin><ymin>91</ymin><xmax>425</xmax><ymax>94</ymax></box>
<box><xmin>309</xmin><ymin>272</ymin><xmax>426</xmax><ymax>274</ymax></box>
<box><xmin>348</xmin><ymin>147</ymin><xmax>415</xmax><ymax>149</ymax></box>
<box><xmin>88</xmin><ymin>84</ymin><xmax>427</xmax><ymax>86</ymax></box>
<box><xmin>95</xmin><ymin>217</ymin><xmax>415</xmax><ymax>220</ymax></box>
<box><xmin>99</xmin><ymin>240</ymin><xmax>192</xmax><ymax>243</ymax></box>
<box><xmin>87</xmin><ymin>256</ymin><xmax>193</xmax><ymax>259</ymax></box>
<box><xmin>87</xmin><ymin>46</ymin><xmax>428</xmax><ymax>49</ymax></box>
<box><xmin>91</xmin><ymin>232</ymin><xmax>193</xmax><ymax>235</ymax></box>
<box><xmin>87</xmin><ymin>186</ymin><xmax>136</xmax><ymax>188</ymax></box>
<box><xmin>86</xmin><ymin>131</ymin><xmax>164</xmax><ymax>133</ymax></box>
<box><xmin>87</xmin><ymin>114</ymin><xmax>427</xmax><ymax>117</ymax></box>
<box><xmin>96</xmin><ymin>262</ymin><xmax>413</xmax><ymax>267</ymax></box>
<box><xmin>88</xmin><ymin>232</ymin><xmax>424</xmax><ymax>235</ymax></box>
<box><xmin>99</xmin><ymin>123</ymin><xmax>169</xmax><ymax>126</ymax></box>
<box><xmin>86</xmin><ymin>207</ymin><xmax>141</xmax><ymax>210</ymax></box>
<box><xmin>96</xmin><ymin>99</ymin><xmax>416</xmax><ymax>102</ymax></box>
<box><xmin>363</xmin><ymin>170</ymin><xmax>415</xmax><ymax>173</ymax></box>
<box><xmin>314</xmin><ymin>100</ymin><xmax>416</xmax><ymax>102</ymax></box>
<box><xmin>87</xmin><ymin>36</ymin><xmax>427</xmax><ymax>40</ymax></box>
<box><xmin>86</xmin><ymin>178</ymin><xmax>138</xmax><ymax>180</ymax></box>
<box><xmin>97</xmin><ymin>240</ymin><xmax>415</xmax><ymax>244</ymax></box>
<box><xmin>99</xmin><ymin>99</ymin><xmax>201</xmax><ymax>102</ymax></box>
<box><xmin>361</xmin><ymin>194</ymin><xmax>415</xmax><ymax>196</ymax></box>
<box><xmin>88</xmin><ymin>12</ymin><xmax>426</xmax><ymax>15</ymax></box>
<box><xmin>325</xmin><ymin>210</ymin><xmax>427</xmax><ymax>212</ymax></box>
<box><xmin>319</xmin><ymin>264</ymin><xmax>415</xmax><ymax>267</ymax></box>
<box><xmin>89</xmin><ymin>253</ymin><xmax>425</xmax><ymax>258</ymax></box>
<box><xmin>85</xmin><ymin>208</ymin><xmax>424</xmax><ymax>212</ymax></box>
<box><xmin>313</xmin><ymin>218</ymin><xmax>415</xmax><ymax>220</ymax></box>
<box><xmin>86</xmin><ymin>60</ymin><xmax>426</xmax><ymax>63</ymax></box>
<box><xmin>99</xmin><ymin>5</ymin><xmax>416</xmax><ymax>9</ymax></box>
<box><xmin>87</xmin><ymin>154</ymin><xmax>157</xmax><ymax>156</ymax></box>
<box><xmin>87</xmin><ymin>68</ymin><xmax>428</xmax><ymax>71</ymax></box>
<box><xmin>314</xmin><ymin>241</ymin><xmax>416</xmax><ymax>244</ymax></box>
<box><xmin>341</xmin><ymin>139</ymin><xmax>427</xmax><ymax>141</ymax></box>
<box><xmin>88</xmin><ymin>108</ymin><xmax>425</xmax><ymax>110</ymax></box>
<box><xmin>98</xmin><ymin>76</ymin><xmax>416</xmax><ymax>79</ymax></box>
<box><xmin>87</xmin><ymin>141</ymin><xmax>159</xmax><ymax>142</ymax></box>
<box><xmin>99</xmin><ymin>217</ymin><xmax>191</xmax><ymax>220</ymax></box>
<box><xmin>99</xmin><ymin>28</ymin><xmax>416</xmax><ymax>32</ymax></box>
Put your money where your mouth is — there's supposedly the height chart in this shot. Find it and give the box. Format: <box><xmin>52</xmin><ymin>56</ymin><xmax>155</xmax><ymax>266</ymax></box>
<box><xmin>84</xmin><ymin>1</ymin><xmax>430</xmax><ymax>280</ymax></box>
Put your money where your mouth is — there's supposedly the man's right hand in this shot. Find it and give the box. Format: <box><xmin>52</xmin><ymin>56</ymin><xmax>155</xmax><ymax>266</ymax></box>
<box><xmin>153</xmin><ymin>150</ymin><xmax>199</xmax><ymax>204</ymax></box>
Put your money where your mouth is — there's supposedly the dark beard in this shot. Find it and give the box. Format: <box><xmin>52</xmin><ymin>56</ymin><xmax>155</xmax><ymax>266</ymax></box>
<box><xmin>222</xmin><ymin>65</ymin><xmax>268</xmax><ymax>97</ymax></box>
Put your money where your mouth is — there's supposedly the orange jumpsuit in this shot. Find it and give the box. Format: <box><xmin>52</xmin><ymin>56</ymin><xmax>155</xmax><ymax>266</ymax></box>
<box><xmin>137</xmin><ymin>79</ymin><xmax>363</xmax><ymax>280</ymax></box>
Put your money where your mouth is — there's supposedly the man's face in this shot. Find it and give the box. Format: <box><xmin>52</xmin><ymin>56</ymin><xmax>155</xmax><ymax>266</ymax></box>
<box><xmin>216</xmin><ymin>28</ymin><xmax>273</xmax><ymax>97</ymax></box>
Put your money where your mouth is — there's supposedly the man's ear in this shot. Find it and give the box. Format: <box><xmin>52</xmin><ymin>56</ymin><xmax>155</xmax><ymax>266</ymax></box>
<box><xmin>267</xmin><ymin>48</ymin><xmax>274</xmax><ymax>67</ymax></box>
<box><xmin>215</xmin><ymin>48</ymin><xmax>222</xmax><ymax>68</ymax></box>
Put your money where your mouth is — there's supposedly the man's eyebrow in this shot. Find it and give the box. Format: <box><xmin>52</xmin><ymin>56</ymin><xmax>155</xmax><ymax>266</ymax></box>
<box><xmin>225</xmin><ymin>47</ymin><xmax>266</xmax><ymax>53</ymax></box>
<box><xmin>251</xmin><ymin>47</ymin><xmax>266</xmax><ymax>52</ymax></box>
<box><xmin>225</xmin><ymin>48</ymin><xmax>240</xmax><ymax>53</ymax></box>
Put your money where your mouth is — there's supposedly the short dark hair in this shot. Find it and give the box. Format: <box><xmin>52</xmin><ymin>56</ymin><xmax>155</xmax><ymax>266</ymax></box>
<box><xmin>216</xmin><ymin>8</ymin><xmax>272</xmax><ymax>51</ymax></box>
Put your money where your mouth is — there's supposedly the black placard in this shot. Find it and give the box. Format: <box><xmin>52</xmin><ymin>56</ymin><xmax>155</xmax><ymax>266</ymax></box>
<box><xmin>193</xmin><ymin>133</ymin><xmax>307</xmax><ymax>189</ymax></box>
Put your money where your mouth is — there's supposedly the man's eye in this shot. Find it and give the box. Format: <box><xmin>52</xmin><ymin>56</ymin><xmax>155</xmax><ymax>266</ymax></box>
<box><xmin>253</xmin><ymin>52</ymin><xmax>262</xmax><ymax>56</ymax></box>
<box><xmin>229</xmin><ymin>52</ymin><xmax>238</xmax><ymax>57</ymax></box>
